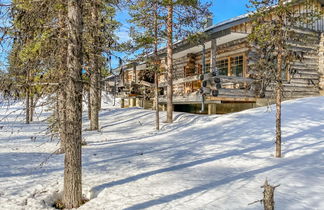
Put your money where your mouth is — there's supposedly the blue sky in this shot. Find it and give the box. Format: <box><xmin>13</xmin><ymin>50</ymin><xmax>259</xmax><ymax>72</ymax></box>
<box><xmin>212</xmin><ymin>0</ymin><xmax>250</xmax><ymax>23</ymax></box>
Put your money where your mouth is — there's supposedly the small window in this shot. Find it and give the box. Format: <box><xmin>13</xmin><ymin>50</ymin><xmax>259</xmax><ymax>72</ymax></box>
<box><xmin>216</xmin><ymin>59</ymin><xmax>228</xmax><ymax>76</ymax></box>
<box><xmin>205</xmin><ymin>63</ymin><xmax>211</xmax><ymax>72</ymax></box>
<box><xmin>230</xmin><ymin>56</ymin><xmax>244</xmax><ymax>77</ymax></box>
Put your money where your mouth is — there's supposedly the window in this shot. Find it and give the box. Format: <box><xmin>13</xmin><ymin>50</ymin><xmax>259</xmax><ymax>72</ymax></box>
<box><xmin>205</xmin><ymin>63</ymin><xmax>211</xmax><ymax>72</ymax></box>
<box><xmin>216</xmin><ymin>59</ymin><xmax>229</xmax><ymax>76</ymax></box>
<box><xmin>216</xmin><ymin>54</ymin><xmax>245</xmax><ymax>77</ymax></box>
<box><xmin>230</xmin><ymin>56</ymin><xmax>244</xmax><ymax>77</ymax></box>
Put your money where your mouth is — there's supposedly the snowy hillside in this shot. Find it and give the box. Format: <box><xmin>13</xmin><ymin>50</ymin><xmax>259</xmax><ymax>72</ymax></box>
<box><xmin>0</xmin><ymin>96</ymin><xmax>323</xmax><ymax>210</ymax></box>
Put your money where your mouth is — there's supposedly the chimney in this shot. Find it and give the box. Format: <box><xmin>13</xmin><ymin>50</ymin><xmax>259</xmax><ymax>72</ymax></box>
<box><xmin>205</xmin><ymin>15</ymin><xmax>213</xmax><ymax>28</ymax></box>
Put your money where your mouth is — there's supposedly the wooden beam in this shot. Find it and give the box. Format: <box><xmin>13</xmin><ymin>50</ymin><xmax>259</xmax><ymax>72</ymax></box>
<box><xmin>206</xmin><ymin>96</ymin><xmax>257</xmax><ymax>102</ymax></box>
<box><xmin>138</xmin><ymin>80</ymin><xmax>155</xmax><ymax>87</ymax></box>
<box><xmin>203</xmin><ymin>74</ymin><xmax>255</xmax><ymax>83</ymax></box>
<box><xmin>159</xmin><ymin>75</ymin><xmax>201</xmax><ymax>87</ymax></box>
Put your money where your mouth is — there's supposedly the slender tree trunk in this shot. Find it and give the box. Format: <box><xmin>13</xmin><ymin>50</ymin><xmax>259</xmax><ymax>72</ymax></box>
<box><xmin>166</xmin><ymin>1</ymin><xmax>173</xmax><ymax>123</ymax></box>
<box><xmin>154</xmin><ymin>0</ymin><xmax>160</xmax><ymax>130</ymax></box>
<box><xmin>201</xmin><ymin>43</ymin><xmax>206</xmax><ymax>113</ymax></box>
<box><xmin>63</xmin><ymin>0</ymin><xmax>83</xmax><ymax>208</ymax></box>
<box><xmin>25</xmin><ymin>68</ymin><xmax>30</xmax><ymax>124</ymax></box>
<box><xmin>98</xmin><ymin>73</ymin><xmax>102</xmax><ymax>110</ymax></box>
<box><xmin>25</xmin><ymin>86</ymin><xmax>30</xmax><ymax>124</ymax></box>
<box><xmin>155</xmin><ymin>72</ymin><xmax>160</xmax><ymax>130</ymax></box>
<box><xmin>275</xmin><ymin>49</ymin><xmax>283</xmax><ymax>158</ymax></box>
<box><xmin>89</xmin><ymin>1</ymin><xmax>99</xmax><ymax>131</ymax></box>
<box><xmin>87</xmin><ymin>88</ymin><xmax>91</xmax><ymax>120</ymax></box>
<box><xmin>29</xmin><ymin>94</ymin><xmax>34</xmax><ymax>122</ymax></box>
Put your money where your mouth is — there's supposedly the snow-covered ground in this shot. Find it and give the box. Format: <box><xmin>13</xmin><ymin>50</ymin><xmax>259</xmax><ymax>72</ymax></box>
<box><xmin>0</xmin><ymin>95</ymin><xmax>323</xmax><ymax>210</ymax></box>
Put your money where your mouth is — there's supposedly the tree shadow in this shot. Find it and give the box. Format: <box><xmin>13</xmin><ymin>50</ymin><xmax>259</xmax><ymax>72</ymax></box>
<box><xmin>90</xmin><ymin>143</ymin><xmax>272</xmax><ymax>199</ymax></box>
<box><xmin>0</xmin><ymin>152</ymin><xmax>63</xmax><ymax>178</ymax></box>
<box><xmin>124</xmin><ymin>150</ymin><xmax>323</xmax><ymax>210</ymax></box>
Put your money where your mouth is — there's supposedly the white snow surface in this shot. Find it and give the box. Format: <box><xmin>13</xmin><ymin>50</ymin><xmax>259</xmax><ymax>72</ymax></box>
<box><xmin>0</xmin><ymin>95</ymin><xmax>323</xmax><ymax>210</ymax></box>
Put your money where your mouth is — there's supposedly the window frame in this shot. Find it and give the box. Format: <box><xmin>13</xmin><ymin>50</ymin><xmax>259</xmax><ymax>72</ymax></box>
<box><xmin>216</xmin><ymin>53</ymin><xmax>247</xmax><ymax>77</ymax></box>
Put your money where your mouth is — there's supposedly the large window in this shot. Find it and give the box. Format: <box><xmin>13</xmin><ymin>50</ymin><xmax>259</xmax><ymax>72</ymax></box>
<box><xmin>216</xmin><ymin>54</ymin><xmax>245</xmax><ymax>77</ymax></box>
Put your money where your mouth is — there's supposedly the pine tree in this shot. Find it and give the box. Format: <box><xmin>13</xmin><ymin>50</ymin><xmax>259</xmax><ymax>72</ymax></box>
<box><xmin>83</xmin><ymin>0</ymin><xmax>119</xmax><ymax>131</ymax></box>
<box><xmin>8</xmin><ymin>0</ymin><xmax>62</xmax><ymax>124</ymax></box>
<box><xmin>161</xmin><ymin>0</ymin><xmax>211</xmax><ymax>123</ymax></box>
<box><xmin>128</xmin><ymin>0</ymin><xmax>164</xmax><ymax>130</ymax></box>
<box><xmin>128</xmin><ymin>0</ymin><xmax>211</xmax><ymax>124</ymax></box>
<box><xmin>62</xmin><ymin>0</ymin><xmax>83</xmax><ymax>207</ymax></box>
<box><xmin>165</xmin><ymin>0</ymin><xmax>173</xmax><ymax>123</ymax></box>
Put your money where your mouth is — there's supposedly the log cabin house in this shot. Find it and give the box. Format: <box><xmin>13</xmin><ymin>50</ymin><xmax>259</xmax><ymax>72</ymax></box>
<box><xmin>108</xmin><ymin>0</ymin><xmax>324</xmax><ymax>114</ymax></box>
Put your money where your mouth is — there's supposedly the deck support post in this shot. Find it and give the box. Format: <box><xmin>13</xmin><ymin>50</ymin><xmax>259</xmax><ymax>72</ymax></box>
<box><xmin>162</xmin><ymin>104</ymin><xmax>167</xmax><ymax>111</ymax></box>
<box><xmin>136</xmin><ymin>98</ymin><xmax>142</xmax><ymax>107</ymax></box>
<box><xmin>208</xmin><ymin>104</ymin><xmax>217</xmax><ymax>115</ymax></box>
<box><xmin>129</xmin><ymin>98</ymin><xmax>136</xmax><ymax>107</ymax></box>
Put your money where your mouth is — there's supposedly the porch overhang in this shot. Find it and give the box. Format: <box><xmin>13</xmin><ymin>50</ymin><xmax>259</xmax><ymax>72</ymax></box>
<box><xmin>173</xmin><ymin>32</ymin><xmax>249</xmax><ymax>59</ymax></box>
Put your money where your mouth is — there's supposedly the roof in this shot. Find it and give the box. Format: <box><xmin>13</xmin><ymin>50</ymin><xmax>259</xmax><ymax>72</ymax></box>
<box><xmin>204</xmin><ymin>13</ymin><xmax>250</xmax><ymax>34</ymax></box>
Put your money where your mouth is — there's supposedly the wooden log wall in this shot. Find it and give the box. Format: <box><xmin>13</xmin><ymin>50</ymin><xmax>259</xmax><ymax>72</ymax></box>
<box><xmin>248</xmin><ymin>28</ymin><xmax>321</xmax><ymax>99</ymax></box>
<box><xmin>276</xmin><ymin>29</ymin><xmax>320</xmax><ymax>98</ymax></box>
<box><xmin>232</xmin><ymin>0</ymin><xmax>324</xmax><ymax>34</ymax></box>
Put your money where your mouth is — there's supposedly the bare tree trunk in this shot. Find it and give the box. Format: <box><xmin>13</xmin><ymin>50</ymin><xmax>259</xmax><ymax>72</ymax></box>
<box><xmin>98</xmin><ymin>73</ymin><xmax>102</xmax><ymax>110</ymax></box>
<box><xmin>275</xmin><ymin>50</ymin><xmax>283</xmax><ymax>158</ymax></box>
<box><xmin>25</xmin><ymin>69</ymin><xmax>30</xmax><ymax>124</ymax></box>
<box><xmin>262</xmin><ymin>180</ymin><xmax>277</xmax><ymax>210</ymax></box>
<box><xmin>155</xmin><ymin>72</ymin><xmax>160</xmax><ymax>130</ymax></box>
<box><xmin>166</xmin><ymin>1</ymin><xmax>173</xmax><ymax>123</ymax></box>
<box><xmin>89</xmin><ymin>1</ymin><xmax>99</xmax><ymax>131</ymax></box>
<box><xmin>154</xmin><ymin>0</ymin><xmax>160</xmax><ymax>130</ymax></box>
<box><xmin>29</xmin><ymin>94</ymin><xmax>34</xmax><ymax>122</ymax></box>
<box><xmin>200</xmin><ymin>43</ymin><xmax>206</xmax><ymax>113</ymax></box>
<box><xmin>25</xmin><ymin>87</ymin><xmax>30</xmax><ymax>124</ymax></box>
<box><xmin>87</xmin><ymin>89</ymin><xmax>91</xmax><ymax>119</ymax></box>
<box><xmin>63</xmin><ymin>0</ymin><xmax>83</xmax><ymax>208</ymax></box>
